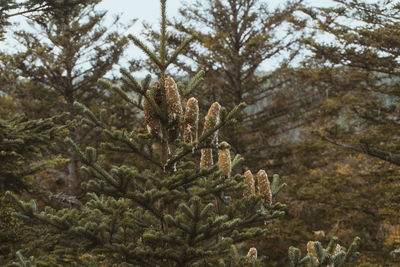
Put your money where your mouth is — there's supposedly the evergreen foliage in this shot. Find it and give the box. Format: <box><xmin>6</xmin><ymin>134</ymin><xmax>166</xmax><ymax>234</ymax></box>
<box><xmin>5</xmin><ymin>0</ymin><xmax>393</xmax><ymax>265</ymax></box>
<box><xmin>7</xmin><ymin>1</ymin><xmax>276</xmax><ymax>265</ymax></box>
<box><xmin>294</xmin><ymin>0</ymin><xmax>400</xmax><ymax>263</ymax></box>
<box><xmin>302</xmin><ymin>0</ymin><xmax>400</xmax><ymax>166</ymax></box>
<box><xmin>0</xmin><ymin>112</ymin><xmax>67</xmax><ymax>264</ymax></box>
<box><xmin>172</xmin><ymin>0</ymin><xmax>304</xmax><ymax>107</ymax></box>
<box><xmin>135</xmin><ymin>0</ymin><xmax>308</xmax><ymax>170</ymax></box>
<box><xmin>0</xmin><ymin>0</ymin><xmax>91</xmax><ymax>39</ymax></box>
<box><xmin>5</xmin><ymin>1</ymin><xmax>361</xmax><ymax>266</ymax></box>
<box><xmin>259</xmin><ymin>0</ymin><xmax>400</xmax><ymax>264</ymax></box>
<box><xmin>0</xmin><ymin>0</ymin><xmax>41</xmax><ymax>39</ymax></box>
<box><xmin>0</xmin><ymin>113</ymin><xmax>67</xmax><ymax>193</ymax></box>
<box><xmin>289</xmin><ymin>237</ymin><xmax>361</xmax><ymax>267</ymax></box>
<box><xmin>3</xmin><ymin>0</ymin><xmax>129</xmax><ymax>193</ymax></box>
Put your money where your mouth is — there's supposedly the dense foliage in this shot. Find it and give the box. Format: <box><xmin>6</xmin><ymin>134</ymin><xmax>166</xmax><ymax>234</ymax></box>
<box><xmin>0</xmin><ymin>0</ymin><xmax>398</xmax><ymax>266</ymax></box>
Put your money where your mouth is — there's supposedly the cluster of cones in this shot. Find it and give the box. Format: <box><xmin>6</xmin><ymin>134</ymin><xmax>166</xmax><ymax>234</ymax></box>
<box><xmin>143</xmin><ymin>76</ymin><xmax>213</xmax><ymax>145</ymax></box>
<box><xmin>143</xmin><ymin>76</ymin><xmax>229</xmax><ymax>171</ymax></box>
<box><xmin>243</xmin><ymin>169</ymin><xmax>272</xmax><ymax>206</ymax></box>
<box><xmin>143</xmin><ymin>76</ymin><xmax>272</xmax><ymax>204</ymax></box>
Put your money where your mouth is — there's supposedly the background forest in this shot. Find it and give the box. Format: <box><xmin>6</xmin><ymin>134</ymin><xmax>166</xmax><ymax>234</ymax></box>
<box><xmin>0</xmin><ymin>0</ymin><xmax>399</xmax><ymax>266</ymax></box>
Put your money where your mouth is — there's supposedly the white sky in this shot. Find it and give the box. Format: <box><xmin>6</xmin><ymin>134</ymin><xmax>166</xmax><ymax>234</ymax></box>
<box><xmin>98</xmin><ymin>0</ymin><xmax>333</xmax><ymax>32</ymax></box>
<box><xmin>95</xmin><ymin>0</ymin><xmax>336</xmax><ymax>76</ymax></box>
<box><xmin>98</xmin><ymin>0</ymin><xmax>182</xmax><ymax>32</ymax></box>
<box><xmin>2</xmin><ymin>0</ymin><xmax>337</xmax><ymax>77</ymax></box>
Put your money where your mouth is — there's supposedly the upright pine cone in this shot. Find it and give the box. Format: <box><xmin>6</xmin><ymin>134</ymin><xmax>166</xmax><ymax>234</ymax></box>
<box><xmin>202</xmin><ymin>102</ymin><xmax>221</xmax><ymax>144</ymax></box>
<box><xmin>143</xmin><ymin>90</ymin><xmax>159</xmax><ymax>134</ymax></box>
<box><xmin>334</xmin><ymin>244</ymin><xmax>342</xmax><ymax>254</ymax></box>
<box><xmin>218</xmin><ymin>141</ymin><xmax>231</xmax><ymax>178</ymax></box>
<box><xmin>307</xmin><ymin>241</ymin><xmax>316</xmax><ymax>256</ymax></box>
<box><xmin>183</xmin><ymin>97</ymin><xmax>199</xmax><ymax>143</ymax></box>
<box><xmin>257</xmin><ymin>170</ymin><xmax>272</xmax><ymax>205</ymax></box>
<box><xmin>165</xmin><ymin>76</ymin><xmax>183</xmax><ymax>141</ymax></box>
<box><xmin>243</xmin><ymin>170</ymin><xmax>255</xmax><ymax>196</ymax></box>
<box><xmin>200</xmin><ymin>102</ymin><xmax>221</xmax><ymax>170</ymax></box>
<box><xmin>200</xmin><ymin>148</ymin><xmax>213</xmax><ymax>170</ymax></box>
<box><xmin>247</xmin><ymin>247</ymin><xmax>258</xmax><ymax>260</ymax></box>
<box><xmin>307</xmin><ymin>241</ymin><xmax>320</xmax><ymax>265</ymax></box>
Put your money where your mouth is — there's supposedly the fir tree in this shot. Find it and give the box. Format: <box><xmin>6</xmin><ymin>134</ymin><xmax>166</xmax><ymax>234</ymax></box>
<box><xmin>5</xmin><ymin>0</ymin><xmax>128</xmax><ymax>193</ymax></box>
<box><xmin>134</xmin><ymin>0</ymin><xmax>308</xmax><ymax>170</ymax></box>
<box><xmin>0</xmin><ymin>0</ymin><xmax>92</xmax><ymax>40</ymax></box>
<box><xmin>6</xmin><ymin>1</ymin><xmax>360</xmax><ymax>266</ymax></box>
<box><xmin>302</xmin><ymin>0</ymin><xmax>400</xmax><ymax>166</ymax></box>
<box><xmin>0</xmin><ymin>0</ymin><xmax>44</xmax><ymax>39</ymax></box>
<box><xmin>263</xmin><ymin>0</ymin><xmax>400</xmax><ymax>264</ymax></box>
<box><xmin>0</xmin><ymin>113</ymin><xmax>67</xmax><ymax>193</ymax></box>
<box><xmin>299</xmin><ymin>0</ymin><xmax>400</xmax><ymax>262</ymax></box>
<box><xmin>0</xmin><ymin>112</ymin><xmax>67</xmax><ymax>264</ymax></box>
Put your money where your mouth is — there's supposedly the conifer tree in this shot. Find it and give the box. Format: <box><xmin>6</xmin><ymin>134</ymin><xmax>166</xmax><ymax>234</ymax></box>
<box><xmin>134</xmin><ymin>0</ymin><xmax>308</xmax><ymax>169</ymax></box>
<box><xmin>265</xmin><ymin>0</ymin><xmax>400</xmax><ymax>263</ymax></box>
<box><xmin>1</xmin><ymin>1</ymin><xmax>94</xmax><ymax>40</ymax></box>
<box><xmin>0</xmin><ymin>2</ymin><xmax>91</xmax><ymax>263</ymax></box>
<box><xmin>0</xmin><ymin>113</ymin><xmax>67</xmax><ymax>193</ymax></box>
<box><xmin>5</xmin><ymin>0</ymin><xmax>128</xmax><ymax>193</ymax></box>
<box><xmin>6</xmin><ymin>1</ymin><xmax>360</xmax><ymax>266</ymax></box>
<box><xmin>1</xmin><ymin>0</ymin><xmax>45</xmax><ymax>39</ymax></box>
<box><xmin>0</xmin><ymin>111</ymin><xmax>67</xmax><ymax>264</ymax></box>
<box><xmin>173</xmin><ymin>0</ymin><xmax>303</xmax><ymax>106</ymax></box>
<box><xmin>302</xmin><ymin>0</ymin><xmax>400</xmax><ymax>166</ymax></box>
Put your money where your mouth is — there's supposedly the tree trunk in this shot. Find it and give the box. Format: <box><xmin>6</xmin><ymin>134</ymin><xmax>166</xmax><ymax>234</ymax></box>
<box><xmin>67</xmin><ymin>152</ymin><xmax>80</xmax><ymax>194</ymax></box>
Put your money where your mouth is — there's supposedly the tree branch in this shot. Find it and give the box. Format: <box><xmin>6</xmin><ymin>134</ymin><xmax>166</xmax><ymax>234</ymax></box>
<box><xmin>322</xmin><ymin>136</ymin><xmax>400</xmax><ymax>166</ymax></box>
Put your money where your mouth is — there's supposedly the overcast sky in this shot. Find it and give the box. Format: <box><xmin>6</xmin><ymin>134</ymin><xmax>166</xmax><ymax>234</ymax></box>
<box><xmin>98</xmin><ymin>0</ymin><xmax>332</xmax><ymax>34</ymax></box>
<box><xmin>98</xmin><ymin>0</ymin><xmax>183</xmax><ymax>33</ymax></box>
<box><xmin>94</xmin><ymin>0</ymin><xmax>335</xmax><ymax>75</ymax></box>
<box><xmin>2</xmin><ymin>0</ymin><xmax>336</xmax><ymax>76</ymax></box>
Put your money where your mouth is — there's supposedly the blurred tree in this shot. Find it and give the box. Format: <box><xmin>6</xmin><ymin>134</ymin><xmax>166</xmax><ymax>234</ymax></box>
<box><xmin>174</xmin><ymin>0</ymin><xmax>303</xmax><ymax>106</ymax></box>
<box><xmin>302</xmin><ymin>0</ymin><xmax>400</xmax><ymax>166</ymax></box>
<box><xmin>1</xmin><ymin>0</ymin><xmax>44</xmax><ymax>39</ymax></box>
<box><xmin>0</xmin><ymin>1</ymin><xmax>90</xmax><ymax>263</ymax></box>
<box><xmin>4</xmin><ymin>0</ymin><xmax>129</xmax><ymax>193</ymax></box>
<box><xmin>264</xmin><ymin>0</ymin><xmax>400</xmax><ymax>264</ymax></box>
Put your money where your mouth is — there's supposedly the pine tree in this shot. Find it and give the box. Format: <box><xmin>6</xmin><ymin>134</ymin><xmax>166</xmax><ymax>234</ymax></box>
<box><xmin>4</xmin><ymin>0</ymin><xmax>128</xmax><ymax>193</ymax></box>
<box><xmin>0</xmin><ymin>113</ymin><xmax>67</xmax><ymax>193</ymax></box>
<box><xmin>301</xmin><ymin>0</ymin><xmax>400</xmax><ymax>262</ymax></box>
<box><xmin>1</xmin><ymin>1</ymin><xmax>94</xmax><ymax>40</ymax></box>
<box><xmin>0</xmin><ymin>2</ymin><xmax>91</xmax><ymax>263</ymax></box>
<box><xmin>302</xmin><ymin>0</ymin><xmax>400</xmax><ymax>166</ymax></box>
<box><xmin>0</xmin><ymin>112</ymin><xmax>67</xmax><ymax>264</ymax></box>
<box><xmin>263</xmin><ymin>0</ymin><xmax>400</xmax><ymax>264</ymax></box>
<box><xmin>6</xmin><ymin>1</ymin><xmax>360</xmax><ymax>266</ymax></box>
<box><xmin>134</xmin><ymin>0</ymin><xmax>308</xmax><ymax>170</ymax></box>
<box><xmin>173</xmin><ymin>0</ymin><xmax>304</xmax><ymax>106</ymax></box>
<box><xmin>0</xmin><ymin>0</ymin><xmax>45</xmax><ymax>39</ymax></box>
